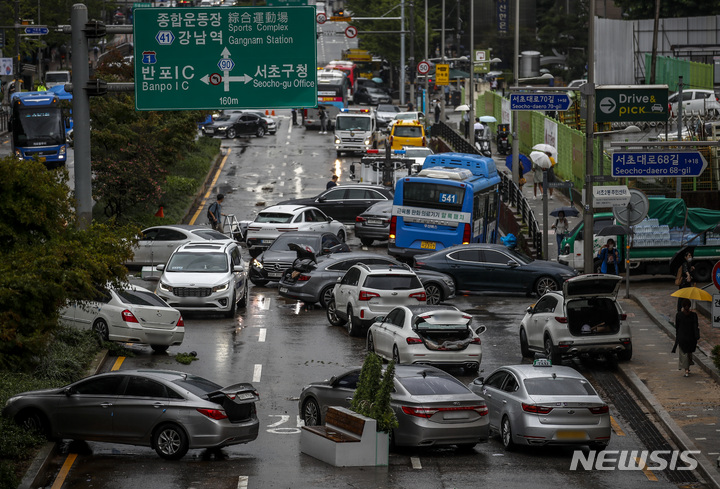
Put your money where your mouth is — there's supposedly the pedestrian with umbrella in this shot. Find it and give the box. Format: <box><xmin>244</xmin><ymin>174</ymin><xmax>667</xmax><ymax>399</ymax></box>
<box><xmin>671</xmin><ymin>298</ymin><xmax>700</xmax><ymax>377</ymax></box>
<box><xmin>551</xmin><ymin>210</ymin><xmax>569</xmax><ymax>257</ymax></box>
<box><xmin>533</xmin><ymin>144</ymin><xmax>557</xmax><ymax>199</ymax></box>
<box><xmin>529</xmin><ymin>151</ymin><xmax>551</xmax><ymax>200</ymax></box>
<box><xmin>675</xmin><ymin>249</ymin><xmax>697</xmax><ymax>311</ymax></box>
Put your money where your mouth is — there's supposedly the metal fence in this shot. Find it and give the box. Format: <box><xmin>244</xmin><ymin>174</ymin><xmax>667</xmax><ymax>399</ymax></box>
<box><xmin>0</xmin><ymin>105</ymin><xmax>9</xmax><ymax>134</ymax></box>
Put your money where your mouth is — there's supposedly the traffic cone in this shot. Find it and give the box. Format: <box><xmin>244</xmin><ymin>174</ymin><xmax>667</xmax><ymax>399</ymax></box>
<box><xmin>271</xmin><ymin>110</ymin><xmax>275</xmax><ymax>116</ymax></box>
<box><xmin>155</xmin><ymin>206</ymin><xmax>164</xmax><ymax>218</ymax></box>
<box><xmin>265</xmin><ymin>110</ymin><xmax>269</xmax><ymax>115</ymax></box>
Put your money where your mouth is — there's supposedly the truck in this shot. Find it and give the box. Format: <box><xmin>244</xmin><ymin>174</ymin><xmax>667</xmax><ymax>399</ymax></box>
<box><xmin>9</xmin><ymin>91</ymin><xmax>71</xmax><ymax>168</ymax></box>
<box><xmin>333</xmin><ymin>107</ymin><xmax>385</xmax><ymax>157</ymax></box>
<box><xmin>558</xmin><ymin>197</ymin><xmax>720</xmax><ymax>282</ymax></box>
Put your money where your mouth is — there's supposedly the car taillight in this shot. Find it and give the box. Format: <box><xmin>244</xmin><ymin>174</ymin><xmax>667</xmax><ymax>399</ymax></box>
<box><xmin>402</xmin><ymin>405</ymin><xmax>487</xmax><ymax>418</ymax></box>
<box><xmin>177</xmin><ymin>316</ymin><xmax>185</xmax><ymax>327</ymax></box>
<box><xmin>389</xmin><ymin>216</ymin><xmax>397</xmax><ymax>241</ymax></box>
<box><xmin>554</xmin><ymin>316</ymin><xmax>568</xmax><ymax>323</ymax></box>
<box><xmin>356</xmin><ymin>216</ymin><xmax>366</xmax><ymax>222</ymax></box>
<box><xmin>620</xmin><ymin>313</ymin><xmax>627</xmax><ymax>320</ymax></box>
<box><xmin>414</xmin><ymin>260</ymin><xmax>425</xmax><ymax>267</ymax></box>
<box><xmin>406</xmin><ymin>337</ymin><xmax>423</xmax><ymax>344</ymax></box>
<box><xmin>422</xmin><ymin>136</ymin><xmax>426</xmax><ymax>146</ymax></box>
<box><xmin>122</xmin><ymin>309</ymin><xmax>139</xmax><ymax>323</ymax></box>
<box><xmin>474</xmin><ymin>404</ymin><xmax>489</xmax><ymax>416</ymax></box>
<box><xmin>462</xmin><ymin>223</ymin><xmax>471</xmax><ymax>244</ymax></box>
<box><xmin>277</xmin><ymin>227</ymin><xmax>298</xmax><ymax>232</ymax></box>
<box><xmin>402</xmin><ymin>406</ymin><xmax>438</xmax><ymax>418</ymax></box>
<box><xmin>470</xmin><ymin>337</ymin><xmax>481</xmax><ymax>344</ymax></box>
<box><xmin>589</xmin><ymin>405</ymin><xmax>609</xmax><ymax>415</ymax></box>
<box><xmin>297</xmin><ymin>274</ymin><xmax>311</xmax><ymax>281</ymax></box>
<box><xmin>359</xmin><ymin>290</ymin><xmax>380</xmax><ymax>301</ymax></box>
<box><xmin>388</xmin><ymin>135</ymin><xmax>393</xmax><ymax>146</ymax></box>
<box><xmin>522</xmin><ymin>403</ymin><xmax>553</xmax><ymax>414</ymax></box>
<box><xmin>409</xmin><ymin>291</ymin><xmax>426</xmax><ymax>301</ymax></box>
<box><xmin>197</xmin><ymin>408</ymin><xmax>228</xmax><ymax>420</ymax></box>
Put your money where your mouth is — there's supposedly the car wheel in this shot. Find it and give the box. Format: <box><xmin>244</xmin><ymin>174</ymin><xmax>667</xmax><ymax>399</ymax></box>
<box><xmin>367</xmin><ymin>332</ymin><xmax>376</xmax><ymax>353</ymax></box>
<box><xmin>250</xmin><ymin>278</ymin><xmax>268</xmax><ymax>287</ymax></box>
<box><xmin>93</xmin><ymin>318</ymin><xmax>109</xmax><ymax>343</ymax></box>
<box><xmin>534</xmin><ymin>276</ymin><xmax>559</xmax><ymax>296</ymax></box>
<box><xmin>226</xmin><ymin>128</ymin><xmax>236</xmax><ymax>139</ymax></box>
<box><xmin>520</xmin><ymin>328</ymin><xmax>532</xmax><ymax>358</ymax></box>
<box><xmin>153</xmin><ymin>423</ymin><xmax>189</xmax><ymax>460</ymax></box>
<box><xmin>360</xmin><ymin>238</ymin><xmax>374</xmax><ymax>247</ymax></box>
<box><xmin>151</xmin><ymin>344</ymin><xmax>169</xmax><ymax>353</ymax></box>
<box><xmin>319</xmin><ymin>286</ymin><xmax>334</xmax><ymax>309</ymax></box>
<box><xmin>617</xmin><ymin>342</ymin><xmax>633</xmax><ymax>361</ymax></box>
<box><xmin>337</xmin><ymin>229</ymin><xmax>346</xmax><ymax>242</ymax></box>
<box><xmin>501</xmin><ymin>416</ymin><xmax>516</xmax><ymax>451</ymax></box>
<box><xmin>544</xmin><ymin>335</ymin><xmax>561</xmax><ymax>365</ymax></box>
<box><xmin>224</xmin><ymin>292</ymin><xmax>237</xmax><ymax>318</ymax></box>
<box><xmin>424</xmin><ymin>283</ymin><xmax>442</xmax><ymax>305</ymax></box>
<box><xmin>17</xmin><ymin>409</ymin><xmax>50</xmax><ymax>438</ymax></box>
<box><xmin>346</xmin><ymin>305</ymin><xmax>361</xmax><ymax>337</ymax></box>
<box><xmin>302</xmin><ymin>398</ymin><xmax>321</xmax><ymax>426</ymax></box>
<box><xmin>326</xmin><ymin>299</ymin><xmax>346</xmax><ymax>326</ymax></box>
<box><xmin>256</xmin><ymin>126</ymin><xmax>265</xmax><ymax>137</ymax></box>
<box><xmin>392</xmin><ymin>345</ymin><xmax>401</xmax><ymax>364</ymax></box>
<box><xmin>238</xmin><ymin>282</ymin><xmax>248</xmax><ymax>308</ymax></box>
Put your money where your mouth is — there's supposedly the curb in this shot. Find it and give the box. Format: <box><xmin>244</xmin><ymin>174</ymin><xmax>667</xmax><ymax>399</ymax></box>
<box><xmin>181</xmin><ymin>148</ymin><xmax>226</xmax><ymax>225</ymax></box>
<box><xmin>617</xmin><ymin>364</ymin><xmax>720</xmax><ymax>489</ymax></box>
<box><xmin>630</xmin><ymin>294</ymin><xmax>720</xmax><ymax>386</ymax></box>
<box><xmin>17</xmin><ymin>348</ymin><xmax>109</xmax><ymax>489</ymax></box>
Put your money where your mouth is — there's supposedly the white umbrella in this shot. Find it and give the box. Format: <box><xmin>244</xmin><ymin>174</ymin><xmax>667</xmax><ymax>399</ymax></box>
<box><xmin>455</xmin><ymin>104</ymin><xmax>470</xmax><ymax>111</ymax></box>
<box><xmin>479</xmin><ymin>115</ymin><xmax>497</xmax><ymax>123</ymax></box>
<box><xmin>532</xmin><ymin>143</ymin><xmax>557</xmax><ymax>155</ymax></box>
<box><xmin>529</xmin><ymin>151</ymin><xmax>552</xmax><ymax>169</ymax></box>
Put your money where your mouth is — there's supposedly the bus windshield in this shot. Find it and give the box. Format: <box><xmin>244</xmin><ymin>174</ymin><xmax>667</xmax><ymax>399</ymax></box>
<box><xmin>336</xmin><ymin>116</ymin><xmax>371</xmax><ymax>131</ymax></box>
<box><xmin>402</xmin><ymin>182</ymin><xmax>465</xmax><ymax>211</ymax></box>
<box><xmin>13</xmin><ymin>108</ymin><xmax>65</xmax><ymax>146</ymax></box>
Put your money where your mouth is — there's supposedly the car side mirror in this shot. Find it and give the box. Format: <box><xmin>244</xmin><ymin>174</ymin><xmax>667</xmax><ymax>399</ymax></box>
<box><xmin>318</xmin><ymin>197</ymin><xmax>327</xmax><ymax>203</ymax></box>
<box><xmin>63</xmin><ymin>387</ymin><xmax>74</xmax><ymax>396</ymax></box>
<box><xmin>336</xmin><ymin>277</ymin><xmax>342</xmax><ymax>283</ymax></box>
<box><xmin>156</xmin><ymin>264</ymin><xmax>165</xmax><ymax>271</ymax></box>
<box><xmin>471</xmin><ymin>377</ymin><xmax>484</xmax><ymax>386</ymax></box>
<box><xmin>376</xmin><ymin>315</ymin><xmax>385</xmax><ymax>323</ymax></box>
<box><xmin>475</xmin><ymin>325</ymin><xmax>487</xmax><ymax>335</ymax></box>
<box><xmin>233</xmin><ymin>265</ymin><xmax>244</xmax><ymax>273</ymax></box>
<box><xmin>326</xmin><ymin>217</ymin><xmax>332</xmax><ymax>222</ymax></box>
<box><xmin>508</xmin><ymin>261</ymin><xmax>519</xmax><ymax>267</ymax></box>
<box><xmin>526</xmin><ymin>306</ymin><xmax>534</xmax><ymax>314</ymax></box>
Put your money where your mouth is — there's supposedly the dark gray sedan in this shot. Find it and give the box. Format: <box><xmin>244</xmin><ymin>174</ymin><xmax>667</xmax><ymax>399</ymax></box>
<box><xmin>278</xmin><ymin>251</ymin><xmax>455</xmax><ymax>307</ymax></box>
<box><xmin>299</xmin><ymin>364</ymin><xmax>489</xmax><ymax>449</ymax></box>
<box><xmin>3</xmin><ymin>370</ymin><xmax>259</xmax><ymax>460</ymax></box>
<box><xmin>354</xmin><ymin>200</ymin><xmax>392</xmax><ymax>247</ymax></box>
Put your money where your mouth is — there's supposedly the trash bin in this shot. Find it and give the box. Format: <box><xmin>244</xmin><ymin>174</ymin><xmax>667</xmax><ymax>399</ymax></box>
<box><xmin>450</xmin><ymin>91</ymin><xmax>461</xmax><ymax>107</ymax></box>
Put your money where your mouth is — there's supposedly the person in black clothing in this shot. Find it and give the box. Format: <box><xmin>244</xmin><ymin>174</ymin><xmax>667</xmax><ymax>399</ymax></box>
<box><xmin>434</xmin><ymin>102</ymin><xmax>441</xmax><ymax>123</ymax></box>
<box><xmin>673</xmin><ymin>298</ymin><xmax>700</xmax><ymax>377</ymax></box>
<box><xmin>207</xmin><ymin>193</ymin><xmax>225</xmax><ymax>231</ymax></box>
<box><xmin>326</xmin><ymin>175</ymin><xmax>338</xmax><ymax>189</ymax></box>
<box><xmin>318</xmin><ymin>106</ymin><xmax>328</xmax><ymax>134</ymax></box>
<box><xmin>291</xmin><ymin>108</ymin><xmax>298</xmax><ymax>126</ymax></box>
<box><xmin>677</xmin><ymin>251</ymin><xmax>696</xmax><ymax>311</ymax></box>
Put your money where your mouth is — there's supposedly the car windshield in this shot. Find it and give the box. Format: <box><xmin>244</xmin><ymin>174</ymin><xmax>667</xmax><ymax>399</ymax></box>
<box><xmin>398</xmin><ymin>373</ymin><xmax>468</xmax><ymax>395</ymax></box>
<box><xmin>192</xmin><ymin>229</ymin><xmax>229</xmax><ymax>240</ymax></box>
<box><xmin>524</xmin><ymin>377</ymin><xmax>597</xmax><ymax>396</ymax></box>
<box><xmin>336</xmin><ymin>116</ymin><xmax>371</xmax><ymax>131</ymax></box>
<box><xmin>166</xmin><ymin>252</ymin><xmax>228</xmax><ymax>272</ymax></box>
<box><xmin>364</xmin><ymin>274</ymin><xmax>421</xmax><ymax>290</ymax></box>
<box><xmin>269</xmin><ymin>235</ymin><xmax>320</xmax><ymax>251</ymax></box>
<box><xmin>414</xmin><ymin>314</ymin><xmax>469</xmax><ymax>331</ymax></box>
<box><xmin>395</xmin><ymin>112</ymin><xmax>419</xmax><ymax>120</ymax></box>
<box><xmin>403</xmin><ymin>148</ymin><xmax>432</xmax><ymax>158</ymax></box>
<box><xmin>377</xmin><ymin>104</ymin><xmax>399</xmax><ymax>113</ymax></box>
<box><xmin>116</xmin><ymin>289</ymin><xmax>169</xmax><ymax>307</ymax></box>
<box><xmin>173</xmin><ymin>374</ymin><xmax>222</xmax><ymax>397</ymax></box>
<box><xmin>393</xmin><ymin>126</ymin><xmax>422</xmax><ymax>137</ymax></box>
<box><xmin>214</xmin><ymin>115</ymin><xmax>231</xmax><ymax>122</ymax></box>
<box><xmin>367</xmin><ymin>88</ymin><xmax>384</xmax><ymax>94</ymax></box>
<box><xmin>255</xmin><ymin>212</ymin><xmax>293</xmax><ymax>223</ymax></box>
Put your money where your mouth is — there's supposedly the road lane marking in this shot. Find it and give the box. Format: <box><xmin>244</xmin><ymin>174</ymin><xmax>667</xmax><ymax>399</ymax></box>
<box><xmin>610</xmin><ymin>416</ymin><xmax>626</xmax><ymax>436</ymax></box>
<box><xmin>258</xmin><ymin>328</ymin><xmax>266</xmax><ymax>342</ymax></box>
<box><xmin>237</xmin><ymin>475</ymin><xmax>249</xmax><ymax>489</ymax></box>
<box><xmin>636</xmin><ymin>457</ymin><xmax>658</xmax><ymax>481</ymax></box>
<box><xmin>259</xmin><ymin>297</ymin><xmax>271</xmax><ymax>310</ymax></box>
<box><xmin>253</xmin><ymin>364</ymin><xmax>262</xmax><ymax>382</ymax></box>
<box><xmin>411</xmin><ymin>456</ymin><xmax>422</xmax><ymax>469</ymax></box>
<box><xmin>189</xmin><ymin>148</ymin><xmax>232</xmax><ymax>225</ymax></box>
<box><xmin>50</xmin><ymin>453</ymin><xmax>77</xmax><ymax>489</ymax></box>
<box><xmin>111</xmin><ymin>356</ymin><xmax>125</xmax><ymax>371</ymax></box>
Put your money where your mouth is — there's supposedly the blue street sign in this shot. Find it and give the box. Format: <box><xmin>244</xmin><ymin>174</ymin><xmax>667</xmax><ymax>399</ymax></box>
<box><xmin>611</xmin><ymin>151</ymin><xmax>708</xmax><ymax>178</ymax></box>
<box><xmin>510</xmin><ymin>93</ymin><xmax>572</xmax><ymax>111</ymax></box>
<box><xmin>24</xmin><ymin>26</ymin><xmax>49</xmax><ymax>35</ymax></box>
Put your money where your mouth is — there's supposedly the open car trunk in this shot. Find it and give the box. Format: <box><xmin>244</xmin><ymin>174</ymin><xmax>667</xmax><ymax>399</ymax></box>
<box><xmin>207</xmin><ymin>382</ymin><xmax>259</xmax><ymax>423</ymax></box>
<box><xmin>566</xmin><ymin>298</ymin><xmax>621</xmax><ymax>336</ymax></box>
<box><xmin>414</xmin><ymin>325</ymin><xmax>474</xmax><ymax>351</ymax></box>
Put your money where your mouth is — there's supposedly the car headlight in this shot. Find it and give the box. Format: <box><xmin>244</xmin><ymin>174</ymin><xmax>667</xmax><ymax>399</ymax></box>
<box><xmin>364</xmin><ymin>138</ymin><xmax>371</xmax><ymax>145</ymax></box>
<box><xmin>213</xmin><ymin>281</ymin><xmax>230</xmax><ymax>293</ymax></box>
<box><xmin>442</xmin><ymin>278</ymin><xmax>454</xmax><ymax>286</ymax></box>
<box><xmin>158</xmin><ymin>281</ymin><xmax>173</xmax><ymax>292</ymax></box>
<box><xmin>334</xmin><ymin>136</ymin><xmax>340</xmax><ymax>144</ymax></box>
<box><xmin>560</xmin><ymin>273</ymin><xmax>576</xmax><ymax>279</ymax></box>
<box><xmin>252</xmin><ymin>259</ymin><xmax>263</xmax><ymax>269</ymax></box>
<box><xmin>217</xmin><ymin>125</ymin><xmax>228</xmax><ymax>131</ymax></box>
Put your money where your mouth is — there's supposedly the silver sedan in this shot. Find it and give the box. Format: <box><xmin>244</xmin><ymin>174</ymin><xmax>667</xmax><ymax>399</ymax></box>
<box><xmin>3</xmin><ymin>370</ymin><xmax>259</xmax><ymax>459</ymax></box>
<box><xmin>468</xmin><ymin>361</ymin><xmax>611</xmax><ymax>450</ymax></box>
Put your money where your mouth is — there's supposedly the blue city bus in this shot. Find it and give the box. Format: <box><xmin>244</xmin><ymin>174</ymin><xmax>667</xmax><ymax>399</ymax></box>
<box><xmin>389</xmin><ymin>153</ymin><xmax>502</xmax><ymax>260</ymax></box>
<box><xmin>303</xmin><ymin>76</ymin><xmax>349</xmax><ymax>129</ymax></box>
<box><xmin>10</xmin><ymin>91</ymin><xmax>70</xmax><ymax>168</ymax></box>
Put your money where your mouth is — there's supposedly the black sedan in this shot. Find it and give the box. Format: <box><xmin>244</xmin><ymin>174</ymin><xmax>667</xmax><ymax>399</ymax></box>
<box><xmin>201</xmin><ymin>112</ymin><xmax>268</xmax><ymax>138</ymax></box>
<box><xmin>3</xmin><ymin>370</ymin><xmax>259</xmax><ymax>460</ymax></box>
<box><xmin>249</xmin><ymin>231</ymin><xmax>350</xmax><ymax>286</ymax></box>
<box><xmin>413</xmin><ymin>243</ymin><xmax>578</xmax><ymax>296</ymax></box>
<box><xmin>278</xmin><ymin>184</ymin><xmax>394</xmax><ymax>223</ymax></box>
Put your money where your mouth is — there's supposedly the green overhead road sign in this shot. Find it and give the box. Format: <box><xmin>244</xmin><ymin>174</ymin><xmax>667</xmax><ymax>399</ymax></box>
<box><xmin>133</xmin><ymin>6</ymin><xmax>317</xmax><ymax>110</ymax></box>
<box><xmin>595</xmin><ymin>85</ymin><xmax>668</xmax><ymax>123</ymax></box>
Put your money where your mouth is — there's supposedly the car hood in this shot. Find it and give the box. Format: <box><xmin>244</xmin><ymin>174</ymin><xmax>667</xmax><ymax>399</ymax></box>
<box><xmin>522</xmin><ymin>259</ymin><xmax>578</xmax><ymax>276</ymax></box>
<box><xmin>160</xmin><ymin>272</ymin><xmax>230</xmax><ymax>287</ymax></box>
<box><xmin>258</xmin><ymin>249</ymin><xmax>299</xmax><ymax>264</ymax></box>
<box><xmin>563</xmin><ymin>273</ymin><xmax>621</xmax><ymax>299</ymax></box>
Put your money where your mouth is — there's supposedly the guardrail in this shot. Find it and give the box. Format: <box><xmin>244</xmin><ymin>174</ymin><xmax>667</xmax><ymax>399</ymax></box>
<box><xmin>432</xmin><ymin>122</ymin><xmax>544</xmax><ymax>259</ymax></box>
<box><xmin>0</xmin><ymin>105</ymin><xmax>9</xmax><ymax>134</ymax></box>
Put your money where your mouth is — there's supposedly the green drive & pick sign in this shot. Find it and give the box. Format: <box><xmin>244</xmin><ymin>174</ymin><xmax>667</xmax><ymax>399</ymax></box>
<box><xmin>595</xmin><ymin>85</ymin><xmax>668</xmax><ymax>123</ymax></box>
<box><xmin>133</xmin><ymin>7</ymin><xmax>317</xmax><ymax>110</ymax></box>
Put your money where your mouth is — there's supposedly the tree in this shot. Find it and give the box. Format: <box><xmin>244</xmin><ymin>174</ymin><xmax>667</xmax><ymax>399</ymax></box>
<box><xmin>0</xmin><ymin>158</ymin><xmax>135</xmax><ymax>369</ymax></box>
<box><xmin>351</xmin><ymin>352</ymin><xmax>382</xmax><ymax>416</ymax></box>
<box><xmin>370</xmin><ymin>360</ymin><xmax>399</xmax><ymax>433</ymax></box>
<box><xmin>612</xmin><ymin>0</ymin><xmax>720</xmax><ymax>19</ymax></box>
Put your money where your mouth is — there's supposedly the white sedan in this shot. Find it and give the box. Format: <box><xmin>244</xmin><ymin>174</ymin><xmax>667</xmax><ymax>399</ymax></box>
<box><xmin>367</xmin><ymin>305</ymin><xmax>485</xmax><ymax>372</ymax></box>
<box><xmin>59</xmin><ymin>285</ymin><xmax>184</xmax><ymax>353</ymax></box>
<box><xmin>245</xmin><ymin>205</ymin><xmax>346</xmax><ymax>257</ymax></box>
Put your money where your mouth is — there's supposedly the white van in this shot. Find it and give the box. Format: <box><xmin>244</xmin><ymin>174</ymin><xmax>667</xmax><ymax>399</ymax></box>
<box><xmin>45</xmin><ymin>71</ymin><xmax>71</xmax><ymax>89</ymax></box>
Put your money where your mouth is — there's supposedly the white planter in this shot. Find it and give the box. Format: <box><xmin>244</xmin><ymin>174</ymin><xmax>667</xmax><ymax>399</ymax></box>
<box><xmin>374</xmin><ymin>431</ymin><xmax>389</xmax><ymax>466</ymax></box>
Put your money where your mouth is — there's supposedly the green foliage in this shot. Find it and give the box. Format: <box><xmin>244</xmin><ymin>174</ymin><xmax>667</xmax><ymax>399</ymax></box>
<box><xmin>712</xmin><ymin>345</ymin><xmax>720</xmax><ymax>371</ymax></box>
<box><xmin>102</xmin><ymin>341</ymin><xmax>136</xmax><ymax>358</ymax></box>
<box><xmin>175</xmin><ymin>352</ymin><xmax>199</xmax><ymax>365</ymax></box>
<box><xmin>371</xmin><ymin>360</ymin><xmax>399</xmax><ymax>433</ymax></box>
<box><xmin>536</xmin><ymin>0</ymin><xmax>589</xmax><ymax>81</ymax></box>
<box><xmin>0</xmin><ymin>158</ymin><xmax>135</xmax><ymax>369</ymax></box>
<box><xmin>612</xmin><ymin>0</ymin><xmax>719</xmax><ymax>19</ymax></box>
<box><xmin>351</xmin><ymin>353</ymin><xmax>383</xmax><ymax>417</ymax></box>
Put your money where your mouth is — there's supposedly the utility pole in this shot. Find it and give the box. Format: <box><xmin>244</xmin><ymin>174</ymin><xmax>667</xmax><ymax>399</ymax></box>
<box><xmin>468</xmin><ymin>0</ymin><xmax>474</xmax><ymax>132</ymax></box>
<box><xmin>14</xmin><ymin>0</ymin><xmax>20</xmax><ymax>90</ymax></box>
<box><xmin>582</xmin><ymin>0</ymin><xmax>596</xmax><ymax>274</ymax></box>
<box><xmin>511</xmin><ymin>0</ymin><xmax>519</xmax><ymax>185</ymax></box>
<box><xmin>72</xmin><ymin>3</ymin><xmax>92</xmax><ymax>228</ymax></box>
<box><xmin>400</xmin><ymin>0</ymin><xmax>406</xmax><ymax>106</ymax></box>
<box><xmin>409</xmin><ymin>0</ymin><xmax>415</xmax><ymax>106</ymax></box>
<box><xmin>424</xmin><ymin>0</ymin><xmax>428</xmax><ymax>116</ymax></box>
<box><xmin>440</xmin><ymin>0</ymin><xmax>445</xmax><ymax>121</ymax></box>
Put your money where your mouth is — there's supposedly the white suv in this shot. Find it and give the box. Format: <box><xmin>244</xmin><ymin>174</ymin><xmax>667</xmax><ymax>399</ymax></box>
<box><xmin>156</xmin><ymin>242</ymin><xmax>248</xmax><ymax>317</ymax></box>
<box><xmin>326</xmin><ymin>264</ymin><xmax>427</xmax><ymax>336</ymax></box>
<box><xmin>669</xmin><ymin>89</ymin><xmax>720</xmax><ymax>117</ymax></box>
<box><xmin>519</xmin><ymin>274</ymin><xmax>632</xmax><ymax>364</ymax></box>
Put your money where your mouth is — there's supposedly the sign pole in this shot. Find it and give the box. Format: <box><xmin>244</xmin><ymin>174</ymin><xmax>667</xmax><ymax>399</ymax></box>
<box><xmin>583</xmin><ymin>0</ymin><xmax>596</xmax><ymax>275</ymax></box>
<box><xmin>72</xmin><ymin>3</ymin><xmax>92</xmax><ymax>230</ymax></box>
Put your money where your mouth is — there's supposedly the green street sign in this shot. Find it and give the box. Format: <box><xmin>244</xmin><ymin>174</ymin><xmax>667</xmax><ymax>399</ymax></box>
<box><xmin>133</xmin><ymin>3</ymin><xmax>152</xmax><ymax>8</ymax></box>
<box><xmin>595</xmin><ymin>85</ymin><xmax>668</xmax><ymax>123</ymax></box>
<box><xmin>266</xmin><ymin>0</ymin><xmax>307</xmax><ymax>6</ymax></box>
<box><xmin>133</xmin><ymin>6</ymin><xmax>317</xmax><ymax>110</ymax></box>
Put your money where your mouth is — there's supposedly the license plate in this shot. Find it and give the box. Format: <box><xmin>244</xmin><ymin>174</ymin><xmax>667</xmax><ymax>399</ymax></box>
<box><xmin>420</xmin><ymin>241</ymin><xmax>436</xmax><ymax>250</ymax></box>
<box><xmin>236</xmin><ymin>392</ymin><xmax>256</xmax><ymax>400</ymax></box>
<box><xmin>443</xmin><ymin>411</ymin><xmax>469</xmax><ymax>420</ymax></box>
<box><xmin>205</xmin><ymin>128</ymin><xmax>214</xmax><ymax>133</ymax></box>
<box><xmin>39</xmin><ymin>157</ymin><xmax>46</xmax><ymax>163</ymax></box>
<box><xmin>556</xmin><ymin>430</ymin><xmax>587</xmax><ymax>440</ymax></box>
<box><xmin>279</xmin><ymin>287</ymin><xmax>288</xmax><ymax>293</ymax></box>
<box><xmin>261</xmin><ymin>239</ymin><xmax>273</xmax><ymax>244</ymax></box>
<box><xmin>268</xmin><ymin>272</ymin><xmax>283</xmax><ymax>278</ymax></box>
<box><xmin>368</xmin><ymin>219</ymin><xmax>382</xmax><ymax>225</ymax></box>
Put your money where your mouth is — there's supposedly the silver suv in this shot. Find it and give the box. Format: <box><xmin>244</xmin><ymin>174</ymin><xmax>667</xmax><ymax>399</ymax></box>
<box><xmin>156</xmin><ymin>242</ymin><xmax>248</xmax><ymax>317</ymax></box>
<box><xmin>326</xmin><ymin>263</ymin><xmax>427</xmax><ymax>336</ymax></box>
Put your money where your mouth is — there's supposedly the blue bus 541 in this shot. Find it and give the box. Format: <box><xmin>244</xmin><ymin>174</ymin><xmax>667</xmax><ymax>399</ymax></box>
<box><xmin>389</xmin><ymin>153</ymin><xmax>502</xmax><ymax>260</ymax></box>
<box><xmin>10</xmin><ymin>91</ymin><xmax>70</xmax><ymax>168</ymax></box>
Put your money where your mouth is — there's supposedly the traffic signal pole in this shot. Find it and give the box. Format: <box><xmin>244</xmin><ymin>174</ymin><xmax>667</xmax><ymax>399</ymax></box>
<box><xmin>71</xmin><ymin>4</ymin><xmax>92</xmax><ymax>228</ymax></box>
